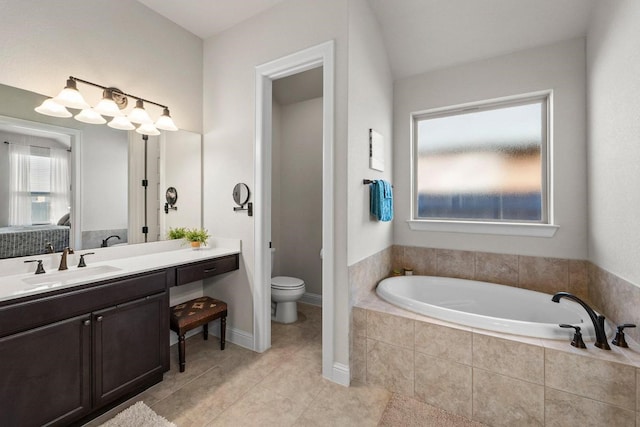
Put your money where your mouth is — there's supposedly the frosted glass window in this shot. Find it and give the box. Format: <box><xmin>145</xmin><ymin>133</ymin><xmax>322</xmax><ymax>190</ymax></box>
<box><xmin>414</xmin><ymin>95</ymin><xmax>548</xmax><ymax>222</ymax></box>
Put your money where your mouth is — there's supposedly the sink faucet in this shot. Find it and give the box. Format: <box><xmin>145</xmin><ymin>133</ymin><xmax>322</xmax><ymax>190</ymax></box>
<box><xmin>551</xmin><ymin>292</ymin><xmax>610</xmax><ymax>350</ymax></box>
<box><xmin>101</xmin><ymin>235</ymin><xmax>121</xmax><ymax>247</ymax></box>
<box><xmin>59</xmin><ymin>247</ymin><xmax>74</xmax><ymax>271</ymax></box>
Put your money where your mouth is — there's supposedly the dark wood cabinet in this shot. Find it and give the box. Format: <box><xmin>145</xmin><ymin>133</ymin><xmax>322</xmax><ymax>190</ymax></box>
<box><xmin>0</xmin><ymin>270</ymin><xmax>169</xmax><ymax>427</ymax></box>
<box><xmin>175</xmin><ymin>254</ymin><xmax>239</xmax><ymax>286</ymax></box>
<box><xmin>93</xmin><ymin>293</ymin><xmax>167</xmax><ymax>407</ymax></box>
<box><xmin>0</xmin><ymin>314</ymin><xmax>92</xmax><ymax>427</ymax></box>
<box><xmin>0</xmin><ymin>253</ymin><xmax>238</xmax><ymax>426</ymax></box>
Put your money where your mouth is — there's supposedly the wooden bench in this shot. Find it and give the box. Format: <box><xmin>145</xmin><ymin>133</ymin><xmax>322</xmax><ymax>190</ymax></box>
<box><xmin>169</xmin><ymin>296</ymin><xmax>227</xmax><ymax>372</ymax></box>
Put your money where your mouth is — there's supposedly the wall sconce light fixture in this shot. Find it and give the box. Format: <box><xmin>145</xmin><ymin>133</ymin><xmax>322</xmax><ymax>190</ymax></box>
<box><xmin>35</xmin><ymin>76</ymin><xmax>178</xmax><ymax>135</ymax></box>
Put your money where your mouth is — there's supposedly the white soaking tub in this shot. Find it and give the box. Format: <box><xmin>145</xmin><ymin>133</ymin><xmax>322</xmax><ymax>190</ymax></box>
<box><xmin>376</xmin><ymin>275</ymin><xmax>605</xmax><ymax>340</ymax></box>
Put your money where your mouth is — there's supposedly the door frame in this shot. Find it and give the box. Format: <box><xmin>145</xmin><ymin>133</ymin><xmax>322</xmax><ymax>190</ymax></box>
<box><xmin>254</xmin><ymin>40</ymin><xmax>336</xmax><ymax>381</ymax></box>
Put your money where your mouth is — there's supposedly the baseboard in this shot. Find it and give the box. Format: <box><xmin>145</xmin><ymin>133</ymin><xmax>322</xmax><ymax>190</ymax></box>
<box><xmin>206</xmin><ymin>319</ymin><xmax>255</xmax><ymax>350</ymax></box>
<box><xmin>169</xmin><ymin>322</ymin><xmax>254</xmax><ymax>351</ymax></box>
<box><xmin>331</xmin><ymin>362</ymin><xmax>350</xmax><ymax>386</ymax></box>
<box><xmin>169</xmin><ymin>327</ymin><xmax>203</xmax><ymax>346</ymax></box>
<box><xmin>300</xmin><ymin>292</ymin><xmax>322</xmax><ymax>307</ymax></box>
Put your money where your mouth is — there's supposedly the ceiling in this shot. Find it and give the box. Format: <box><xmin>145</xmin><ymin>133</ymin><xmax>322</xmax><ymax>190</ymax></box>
<box><xmin>137</xmin><ymin>0</ymin><xmax>595</xmax><ymax>79</ymax></box>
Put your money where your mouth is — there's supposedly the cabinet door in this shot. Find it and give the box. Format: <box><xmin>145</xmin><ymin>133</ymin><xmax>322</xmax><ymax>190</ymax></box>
<box><xmin>0</xmin><ymin>314</ymin><xmax>91</xmax><ymax>427</ymax></box>
<box><xmin>93</xmin><ymin>292</ymin><xmax>167</xmax><ymax>407</ymax></box>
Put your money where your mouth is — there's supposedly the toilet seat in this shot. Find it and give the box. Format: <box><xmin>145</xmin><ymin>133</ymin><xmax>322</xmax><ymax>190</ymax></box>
<box><xmin>271</xmin><ymin>276</ymin><xmax>305</xmax><ymax>290</ymax></box>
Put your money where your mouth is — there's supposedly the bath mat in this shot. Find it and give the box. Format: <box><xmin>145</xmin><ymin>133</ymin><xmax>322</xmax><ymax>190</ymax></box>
<box><xmin>378</xmin><ymin>394</ymin><xmax>486</xmax><ymax>427</ymax></box>
<box><xmin>98</xmin><ymin>401</ymin><xmax>176</xmax><ymax>427</ymax></box>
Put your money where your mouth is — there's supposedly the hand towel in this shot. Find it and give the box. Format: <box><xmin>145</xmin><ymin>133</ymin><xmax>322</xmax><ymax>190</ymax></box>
<box><xmin>370</xmin><ymin>180</ymin><xmax>393</xmax><ymax>222</ymax></box>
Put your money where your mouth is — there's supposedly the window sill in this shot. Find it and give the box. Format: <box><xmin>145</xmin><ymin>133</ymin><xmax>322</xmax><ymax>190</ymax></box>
<box><xmin>407</xmin><ymin>220</ymin><xmax>559</xmax><ymax>237</ymax></box>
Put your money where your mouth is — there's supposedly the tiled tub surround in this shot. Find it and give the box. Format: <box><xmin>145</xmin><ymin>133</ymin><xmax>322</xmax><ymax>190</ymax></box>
<box><xmin>349</xmin><ymin>245</ymin><xmax>640</xmax><ymax>343</ymax></box>
<box><xmin>351</xmin><ymin>302</ymin><xmax>640</xmax><ymax>426</ymax></box>
<box><xmin>349</xmin><ymin>246</ymin><xmax>640</xmax><ymax>426</ymax></box>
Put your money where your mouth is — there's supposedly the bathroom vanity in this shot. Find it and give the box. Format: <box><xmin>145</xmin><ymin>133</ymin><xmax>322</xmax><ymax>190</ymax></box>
<box><xmin>0</xmin><ymin>243</ymin><xmax>239</xmax><ymax>426</ymax></box>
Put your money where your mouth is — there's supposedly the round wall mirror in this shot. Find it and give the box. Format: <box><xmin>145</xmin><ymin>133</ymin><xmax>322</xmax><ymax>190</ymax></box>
<box><xmin>232</xmin><ymin>183</ymin><xmax>250</xmax><ymax>206</ymax></box>
<box><xmin>165</xmin><ymin>187</ymin><xmax>178</xmax><ymax>206</ymax></box>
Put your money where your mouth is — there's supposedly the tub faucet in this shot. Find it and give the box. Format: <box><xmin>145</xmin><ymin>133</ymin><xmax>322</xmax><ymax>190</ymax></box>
<box><xmin>551</xmin><ymin>292</ymin><xmax>610</xmax><ymax>350</ymax></box>
<box><xmin>58</xmin><ymin>247</ymin><xmax>74</xmax><ymax>271</ymax></box>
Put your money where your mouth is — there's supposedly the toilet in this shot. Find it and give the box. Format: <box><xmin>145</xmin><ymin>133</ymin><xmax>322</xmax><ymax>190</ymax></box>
<box><xmin>271</xmin><ymin>249</ymin><xmax>306</xmax><ymax>323</ymax></box>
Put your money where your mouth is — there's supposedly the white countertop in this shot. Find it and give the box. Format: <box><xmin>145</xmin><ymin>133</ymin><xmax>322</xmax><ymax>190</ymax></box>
<box><xmin>0</xmin><ymin>239</ymin><xmax>241</xmax><ymax>303</ymax></box>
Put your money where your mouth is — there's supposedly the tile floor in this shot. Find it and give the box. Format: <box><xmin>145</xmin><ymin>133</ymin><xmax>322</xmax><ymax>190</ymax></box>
<box><xmin>87</xmin><ymin>303</ymin><xmax>482</xmax><ymax>426</ymax></box>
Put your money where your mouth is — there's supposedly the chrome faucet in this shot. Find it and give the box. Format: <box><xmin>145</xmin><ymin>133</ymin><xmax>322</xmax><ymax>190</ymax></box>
<box><xmin>101</xmin><ymin>235</ymin><xmax>121</xmax><ymax>247</ymax></box>
<box><xmin>551</xmin><ymin>292</ymin><xmax>610</xmax><ymax>350</ymax></box>
<box><xmin>58</xmin><ymin>247</ymin><xmax>74</xmax><ymax>271</ymax></box>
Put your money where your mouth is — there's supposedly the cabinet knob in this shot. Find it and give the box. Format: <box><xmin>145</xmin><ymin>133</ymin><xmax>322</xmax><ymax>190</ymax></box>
<box><xmin>83</xmin><ymin>320</ymin><xmax>91</xmax><ymax>326</ymax></box>
<box><xmin>96</xmin><ymin>316</ymin><xmax>103</xmax><ymax>322</ymax></box>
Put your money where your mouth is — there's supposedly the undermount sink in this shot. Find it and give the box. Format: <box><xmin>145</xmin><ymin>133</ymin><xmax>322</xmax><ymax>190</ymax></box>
<box><xmin>21</xmin><ymin>265</ymin><xmax>122</xmax><ymax>289</ymax></box>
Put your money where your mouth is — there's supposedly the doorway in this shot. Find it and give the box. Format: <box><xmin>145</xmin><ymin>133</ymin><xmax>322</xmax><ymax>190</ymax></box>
<box><xmin>254</xmin><ymin>41</ymin><xmax>337</xmax><ymax>382</ymax></box>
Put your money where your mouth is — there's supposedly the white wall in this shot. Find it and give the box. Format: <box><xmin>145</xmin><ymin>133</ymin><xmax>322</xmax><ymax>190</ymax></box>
<box><xmin>0</xmin><ymin>0</ymin><xmax>203</xmax><ymax>133</ymax></box>
<box><xmin>394</xmin><ymin>38</ymin><xmax>588</xmax><ymax>259</ymax></box>
<box><xmin>160</xmin><ymin>130</ymin><xmax>203</xmax><ymax>237</ymax></box>
<box><xmin>276</xmin><ymin>97</ymin><xmax>323</xmax><ymax>296</ymax></box>
<box><xmin>83</xmin><ymin>126</ymin><xmax>128</xmax><ymax>231</ymax></box>
<box><xmin>587</xmin><ymin>0</ymin><xmax>640</xmax><ymax>286</ymax></box>
<box><xmin>202</xmin><ymin>0</ymin><xmax>350</xmax><ymax>364</ymax></box>
<box><xmin>347</xmin><ymin>0</ymin><xmax>394</xmax><ymax>265</ymax></box>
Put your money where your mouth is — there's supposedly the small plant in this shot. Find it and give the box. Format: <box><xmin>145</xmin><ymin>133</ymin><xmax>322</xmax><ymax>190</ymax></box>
<box><xmin>184</xmin><ymin>228</ymin><xmax>210</xmax><ymax>245</ymax></box>
<box><xmin>167</xmin><ymin>227</ymin><xmax>187</xmax><ymax>240</ymax></box>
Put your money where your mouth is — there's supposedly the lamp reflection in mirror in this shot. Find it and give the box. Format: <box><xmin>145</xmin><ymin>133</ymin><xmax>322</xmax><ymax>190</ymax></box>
<box><xmin>35</xmin><ymin>76</ymin><xmax>178</xmax><ymax>133</ymax></box>
<box><xmin>108</xmin><ymin>115</ymin><xmax>136</xmax><ymax>131</ymax></box>
<box><xmin>74</xmin><ymin>108</ymin><xmax>106</xmax><ymax>124</ymax></box>
<box><xmin>136</xmin><ymin>123</ymin><xmax>160</xmax><ymax>136</ymax></box>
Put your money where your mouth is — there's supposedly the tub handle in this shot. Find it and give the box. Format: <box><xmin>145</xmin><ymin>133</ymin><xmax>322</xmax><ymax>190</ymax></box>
<box><xmin>559</xmin><ymin>324</ymin><xmax>586</xmax><ymax>349</ymax></box>
<box><xmin>612</xmin><ymin>324</ymin><xmax>636</xmax><ymax>348</ymax></box>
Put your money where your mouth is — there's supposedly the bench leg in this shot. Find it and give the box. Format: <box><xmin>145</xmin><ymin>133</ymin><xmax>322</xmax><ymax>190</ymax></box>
<box><xmin>178</xmin><ymin>334</ymin><xmax>186</xmax><ymax>373</ymax></box>
<box><xmin>221</xmin><ymin>316</ymin><xmax>226</xmax><ymax>350</ymax></box>
<box><xmin>203</xmin><ymin>323</ymin><xmax>208</xmax><ymax>340</ymax></box>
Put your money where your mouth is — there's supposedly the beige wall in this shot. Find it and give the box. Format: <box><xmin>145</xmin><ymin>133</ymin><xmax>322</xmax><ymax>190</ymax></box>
<box><xmin>275</xmin><ymin>97</ymin><xmax>323</xmax><ymax>296</ymax></box>
<box><xmin>201</xmin><ymin>0</ymin><xmax>350</xmax><ymax>363</ymax></box>
<box><xmin>0</xmin><ymin>0</ymin><xmax>203</xmax><ymax>133</ymax></box>
<box><xmin>347</xmin><ymin>0</ymin><xmax>394</xmax><ymax>265</ymax></box>
<box><xmin>393</xmin><ymin>38</ymin><xmax>588</xmax><ymax>260</ymax></box>
<box><xmin>587</xmin><ymin>0</ymin><xmax>640</xmax><ymax>288</ymax></box>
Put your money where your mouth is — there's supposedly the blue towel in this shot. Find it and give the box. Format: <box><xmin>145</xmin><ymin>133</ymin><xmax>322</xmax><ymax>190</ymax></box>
<box><xmin>370</xmin><ymin>180</ymin><xmax>393</xmax><ymax>222</ymax></box>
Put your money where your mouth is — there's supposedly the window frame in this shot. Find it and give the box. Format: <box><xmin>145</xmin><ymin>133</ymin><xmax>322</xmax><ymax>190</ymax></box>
<box><xmin>408</xmin><ymin>90</ymin><xmax>558</xmax><ymax>237</ymax></box>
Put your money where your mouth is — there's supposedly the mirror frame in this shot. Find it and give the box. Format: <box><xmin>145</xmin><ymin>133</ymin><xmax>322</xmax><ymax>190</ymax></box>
<box><xmin>233</xmin><ymin>182</ymin><xmax>250</xmax><ymax>207</ymax></box>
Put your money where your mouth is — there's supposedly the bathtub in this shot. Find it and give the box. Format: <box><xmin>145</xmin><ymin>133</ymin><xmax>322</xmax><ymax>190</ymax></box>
<box><xmin>376</xmin><ymin>275</ymin><xmax>604</xmax><ymax>340</ymax></box>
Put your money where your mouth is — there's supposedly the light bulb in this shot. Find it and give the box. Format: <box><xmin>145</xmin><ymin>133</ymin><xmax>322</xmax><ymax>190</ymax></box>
<box><xmin>52</xmin><ymin>78</ymin><xmax>90</xmax><ymax>109</ymax></box>
<box><xmin>127</xmin><ymin>99</ymin><xmax>153</xmax><ymax>124</ymax></box>
<box><xmin>94</xmin><ymin>89</ymin><xmax>123</xmax><ymax>117</ymax></box>
<box><xmin>155</xmin><ymin>107</ymin><xmax>178</xmax><ymax>131</ymax></box>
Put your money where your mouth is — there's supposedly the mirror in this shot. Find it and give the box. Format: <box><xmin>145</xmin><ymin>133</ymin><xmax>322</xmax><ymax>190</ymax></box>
<box><xmin>233</xmin><ymin>183</ymin><xmax>250</xmax><ymax>207</ymax></box>
<box><xmin>0</xmin><ymin>82</ymin><xmax>202</xmax><ymax>259</ymax></box>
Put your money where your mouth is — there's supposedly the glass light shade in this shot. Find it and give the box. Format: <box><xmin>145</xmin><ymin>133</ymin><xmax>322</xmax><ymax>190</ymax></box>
<box><xmin>35</xmin><ymin>98</ymin><xmax>72</xmax><ymax>118</ymax></box>
<box><xmin>74</xmin><ymin>108</ymin><xmax>106</xmax><ymax>124</ymax></box>
<box><xmin>136</xmin><ymin>123</ymin><xmax>161</xmax><ymax>136</ymax></box>
<box><xmin>52</xmin><ymin>79</ymin><xmax>90</xmax><ymax>110</ymax></box>
<box><xmin>127</xmin><ymin>99</ymin><xmax>153</xmax><ymax>124</ymax></box>
<box><xmin>108</xmin><ymin>115</ymin><xmax>135</xmax><ymax>130</ymax></box>
<box><xmin>94</xmin><ymin>90</ymin><xmax>123</xmax><ymax>117</ymax></box>
<box><xmin>155</xmin><ymin>108</ymin><xmax>178</xmax><ymax>131</ymax></box>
